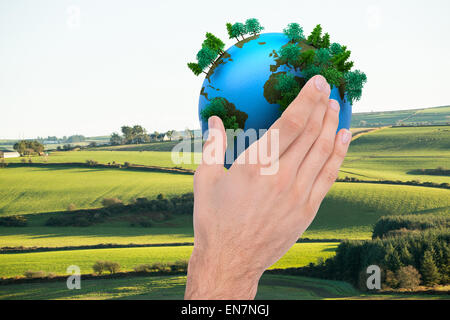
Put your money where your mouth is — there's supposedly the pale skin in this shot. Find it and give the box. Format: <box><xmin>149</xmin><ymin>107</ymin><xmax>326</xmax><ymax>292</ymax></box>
<box><xmin>185</xmin><ymin>75</ymin><xmax>352</xmax><ymax>300</ymax></box>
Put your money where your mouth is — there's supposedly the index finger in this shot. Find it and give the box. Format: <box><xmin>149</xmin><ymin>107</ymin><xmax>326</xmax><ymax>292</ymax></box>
<box><xmin>253</xmin><ymin>75</ymin><xmax>331</xmax><ymax>160</ymax></box>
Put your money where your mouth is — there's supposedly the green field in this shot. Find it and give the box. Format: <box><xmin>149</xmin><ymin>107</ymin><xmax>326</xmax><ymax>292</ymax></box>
<box><xmin>342</xmin><ymin>126</ymin><xmax>450</xmax><ymax>183</ymax></box>
<box><xmin>4</xmin><ymin>150</ymin><xmax>199</xmax><ymax>170</ymax></box>
<box><xmin>0</xmin><ymin>119</ymin><xmax>449</xmax><ymax>300</ymax></box>
<box><xmin>0</xmin><ymin>243</ymin><xmax>337</xmax><ymax>278</ymax></box>
<box><xmin>351</xmin><ymin>105</ymin><xmax>450</xmax><ymax>127</ymax></box>
<box><xmin>0</xmin><ymin>167</ymin><xmax>193</xmax><ymax>216</ymax></box>
<box><xmin>0</xmin><ymin>173</ymin><xmax>448</xmax><ymax>249</ymax></box>
<box><xmin>0</xmin><ymin>274</ymin><xmax>445</xmax><ymax>300</ymax></box>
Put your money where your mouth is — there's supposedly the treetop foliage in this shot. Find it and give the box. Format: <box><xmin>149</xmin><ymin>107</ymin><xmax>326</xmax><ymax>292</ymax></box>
<box><xmin>200</xmin><ymin>97</ymin><xmax>239</xmax><ymax>130</ymax></box>
<box><xmin>188</xmin><ymin>32</ymin><xmax>226</xmax><ymax>76</ymax></box>
<box><xmin>283</xmin><ymin>23</ymin><xmax>304</xmax><ymax>43</ymax></box>
<box><xmin>231</xmin><ymin>22</ymin><xmax>247</xmax><ymax>40</ymax></box>
<box><xmin>245</xmin><ymin>18</ymin><xmax>264</xmax><ymax>35</ymax></box>
<box><xmin>273</xmin><ymin>22</ymin><xmax>366</xmax><ymax>108</ymax></box>
<box><xmin>13</xmin><ymin>140</ymin><xmax>44</xmax><ymax>156</ymax></box>
<box><xmin>188</xmin><ymin>19</ymin><xmax>367</xmax><ymax>109</ymax></box>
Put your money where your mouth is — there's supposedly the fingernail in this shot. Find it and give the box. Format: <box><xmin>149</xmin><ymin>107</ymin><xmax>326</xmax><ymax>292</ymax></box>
<box><xmin>341</xmin><ymin>130</ymin><xmax>352</xmax><ymax>144</ymax></box>
<box><xmin>315</xmin><ymin>75</ymin><xmax>329</xmax><ymax>93</ymax></box>
<box><xmin>329</xmin><ymin>99</ymin><xmax>340</xmax><ymax>112</ymax></box>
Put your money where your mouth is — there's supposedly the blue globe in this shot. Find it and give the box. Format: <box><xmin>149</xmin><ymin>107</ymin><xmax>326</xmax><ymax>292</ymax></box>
<box><xmin>198</xmin><ymin>32</ymin><xmax>352</xmax><ymax>166</ymax></box>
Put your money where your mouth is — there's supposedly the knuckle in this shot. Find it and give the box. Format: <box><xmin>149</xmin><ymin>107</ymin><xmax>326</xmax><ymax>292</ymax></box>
<box><xmin>334</xmin><ymin>144</ymin><xmax>348</xmax><ymax>159</ymax></box>
<box><xmin>317</xmin><ymin>138</ymin><xmax>334</xmax><ymax>157</ymax></box>
<box><xmin>292</xmin><ymin>185</ymin><xmax>307</xmax><ymax>203</ymax></box>
<box><xmin>304</xmin><ymin>119</ymin><xmax>322</xmax><ymax>138</ymax></box>
<box><xmin>282</xmin><ymin>114</ymin><xmax>307</xmax><ymax>134</ymax></box>
<box><xmin>323</xmin><ymin>167</ymin><xmax>339</xmax><ymax>184</ymax></box>
<box><xmin>301</xmin><ymin>83</ymin><xmax>321</xmax><ymax>105</ymax></box>
<box><xmin>193</xmin><ymin>167</ymin><xmax>204</xmax><ymax>186</ymax></box>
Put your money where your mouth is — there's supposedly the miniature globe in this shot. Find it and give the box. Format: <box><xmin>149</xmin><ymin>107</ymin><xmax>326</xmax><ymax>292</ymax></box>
<box><xmin>198</xmin><ymin>32</ymin><xmax>352</xmax><ymax>166</ymax></box>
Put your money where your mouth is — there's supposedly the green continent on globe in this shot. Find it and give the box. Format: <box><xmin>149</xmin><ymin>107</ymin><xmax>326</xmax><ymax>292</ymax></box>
<box><xmin>200</xmin><ymin>97</ymin><xmax>248</xmax><ymax>130</ymax></box>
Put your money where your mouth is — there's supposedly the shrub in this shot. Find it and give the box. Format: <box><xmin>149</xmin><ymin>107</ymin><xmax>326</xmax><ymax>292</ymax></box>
<box><xmin>67</xmin><ymin>203</ymin><xmax>76</xmax><ymax>211</ymax></box>
<box><xmin>0</xmin><ymin>215</ymin><xmax>28</xmax><ymax>227</ymax></box>
<box><xmin>85</xmin><ymin>159</ymin><xmax>98</xmax><ymax>166</ymax></box>
<box><xmin>138</xmin><ymin>220</ymin><xmax>153</xmax><ymax>228</ymax></box>
<box><xmin>384</xmin><ymin>269</ymin><xmax>398</xmax><ymax>289</ymax></box>
<box><xmin>373</xmin><ymin>214</ymin><xmax>450</xmax><ymax>239</ymax></box>
<box><xmin>310</xmin><ymin>230</ymin><xmax>450</xmax><ymax>287</ymax></box>
<box><xmin>396</xmin><ymin>266</ymin><xmax>421</xmax><ymax>289</ymax></box>
<box><xmin>105</xmin><ymin>261</ymin><xmax>120</xmax><ymax>274</ymax></box>
<box><xmin>93</xmin><ymin>261</ymin><xmax>105</xmax><ymax>275</ymax></box>
<box><xmin>102</xmin><ymin>198</ymin><xmax>123</xmax><ymax>207</ymax></box>
<box><xmin>93</xmin><ymin>261</ymin><xmax>120</xmax><ymax>275</ymax></box>
<box><xmin>133</xmin><ymin>261</ymin><xmax>188</xmax><ymax>273</ymax></box>
<box><xmin>24</xmin><ymin>270</ymin><xmax>47</xmax><ymax>279</ymax></box>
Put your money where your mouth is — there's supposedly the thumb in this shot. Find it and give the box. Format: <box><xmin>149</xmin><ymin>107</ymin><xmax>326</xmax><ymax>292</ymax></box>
<box><xmin>200</xmin><ymin>116</ymin><xmax>227</xmax><ymax>174</ymax></box>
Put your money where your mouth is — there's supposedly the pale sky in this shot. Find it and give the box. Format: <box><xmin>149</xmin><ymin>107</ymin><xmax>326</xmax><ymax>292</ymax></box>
<box><xmin>1</xmin><ymin>0</ymin><xmax>449</xmax><ymax>139</ymax></box>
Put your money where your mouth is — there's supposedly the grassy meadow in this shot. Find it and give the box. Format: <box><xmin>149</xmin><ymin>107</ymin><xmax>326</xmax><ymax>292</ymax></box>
<box><xmin>0</xmin><ymin>243</ymin><xmax>338</xmax><ymax>278</ymax></box>
<box><xmin>0</xmin><ymin>110</ymin><xmax>449</xmax><ymax>299</ymax></box>
<box><xmin>350</xmin><ymin>105</ymin><xmax>450</xmax><ymax>127</ymax></box>
<box><xmin>0</xmin><ymin>167</ymin><xmax>193</xmax><ymax>216</ymax></box>
<box><xmin>0</xmin><ymin>274</ymin><xmax>446</xmax><ymax>300</ymax></box>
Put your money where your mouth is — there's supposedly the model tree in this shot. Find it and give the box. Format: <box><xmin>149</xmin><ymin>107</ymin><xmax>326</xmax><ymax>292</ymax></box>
<box><xmin>278</xmin><ymin>43</ymin><xmax>301</xmax><ymax>68</ymax></box>
<box><xmin>344</xmin><ymin>70</ymin><xmax>367</xmax><ymax>103</ymax></box>
<box><xmin>331</xmin><ymin>47</ymin><xmax>353</xmax><ymax>73</ymax></box>
<box><xmin>187</xmin><ymin>62</ymin><xmax>205</xmax><ymax>76</ymax></box>
<box><xmin>231</xmin><ymin>22</ymin><xmax>247</xmax><ymax>40</ymax></box>
<box><xmin>274</xmin><ymin>73</ymin><xmax>301</xmax><ymax>111</ymax></box>
<box><xmin>226</xmin><ymin>22</ymin><xmax>237</xmax><ymax>40</ymax></box>
<box><xmin>200</xmin><ymin>97</ymin><xmax>239</xmax><ymax>130</ymax></box>
<box><xmin>188</xmin><ymin>33</ymin><xmax>226</xmax><ymax>76</ymax></box>
<box><xmin>330</xmin><ymin>42</ymin><xmax>343</xmax><ymax>55</ymax></box>
<box><xmin>320</xmin><ymin>33</ymin><xmax>331</xmax><ymax>48</ymax></box>
<box><xmin>204</xmin><ymin>32</ymin><xmax>225</xmax><ymax>55</ymax></box>
<box><xmin>307</xmin><ymin>24</ymin><xmax>323</xmax><ymax>47</ymax></box>
<box><xmin>197</xmin><ymin>46</ymin><xmax>218</xmax><ymax>71</ymax></box>
<box><xmin>321</xmin><ymin>67</ymin><xmax>343</xmax><ymax>88</ymax></box>
<box><xmin>314</xmin><ymin>48</ymin><xmax>331</xmax><ymax>67</ymax></box>
<box><xmin>301</xmin><ymin>64</ymin><xmax>320</xmax><ymax>81</ymax></box>
<box><xmin>283</xmin><ymin>23</ymin><xmax>304</xmax><ymax>43</ymax></box>
<box><xmin>245</xmin><ymin>18</ymin><xmax>264</xmax><ymax>36</ymax></box>
<box><xmin>299</xmin><ymin>49</ymin><xmax>315</xmax><ymax>66</ymax></box>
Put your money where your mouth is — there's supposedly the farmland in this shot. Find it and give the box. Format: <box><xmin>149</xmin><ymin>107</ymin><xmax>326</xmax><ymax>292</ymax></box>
<box><xmin>0</xmin><ymin>114</ymin><xmax>449</xmax><ymax>299</ymax></box>
<box><xmin>0</xmin><ymin>274</ymin><xmax>446</xmax><ymax>300</ymax></box>
<box><xmin>0</xmin><ymin>176</ymin><xmax>447</xmax><ymax>249</ymax></box>
<box><xmin>0</xmin><ymin>167</ymin><xmax>193</xmax><ymax>216</ymax></box>
<box><xmin>351</xmin><ymin>105</ymin><xmax>450</xmax><ymax>127</ymax></box>
<box><xmin>0</xmin><ymin>243</ymin><xmax>338</xmax><ymax>278</ymax></box>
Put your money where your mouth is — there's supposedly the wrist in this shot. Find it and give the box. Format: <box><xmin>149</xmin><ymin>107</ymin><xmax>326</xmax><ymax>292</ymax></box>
<box><xmin>185</xmin><ymin>247</ymin><xmax>262</xmax><ymax>300</ymax></box>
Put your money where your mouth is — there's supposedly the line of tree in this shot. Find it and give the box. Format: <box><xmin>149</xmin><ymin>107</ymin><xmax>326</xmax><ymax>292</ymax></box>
<box><xmin>109</xmin><ymin>126</ymin><xmax>180</xmax><ymax>145</ymax></box>
<box><xmin>282</xmin><ymin>214</ymin><xmax>449</xmax><ymax>290</ymax></box>
<box><xmin>273</xmin><ymin>22</ymin><xmax>367</xmax><ymax>109</ymax></box>
<box><xmin>45</xmin><ymin>193</ymin><xmax>194</xmax><ymax>227</ymax></box>
<box><xmin>188</xmin><ymin>18</ymin><xmax>264</xmax><ymax>76</ymax></box>
<box><xmin>13</xmin><ymin>140</ymin><xmax>44</xmax><ymax>156</ymax></box>
<box><xmin>36</xmin><ymin>135</ymin><xmax>86</xmax><ymax>144</ymax></box>
<box><xmin>187</xmin><ymin>33</ymin><xmax>226</xmax><ymax>76</ymax></box>
<box><xmin>372</xmin><ymin>214</ymin><xmax>450</xmax><ymax>239</ymax></box>
<box><xmin>226</xmin><ymin>18</ymin><xmax>264</xmax><ymax>41</ymax></box>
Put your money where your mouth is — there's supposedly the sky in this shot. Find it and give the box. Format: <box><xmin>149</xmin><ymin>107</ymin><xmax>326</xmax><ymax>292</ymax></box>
<box><xmin>1</xmin><ymin>0</ymin><xmax>449</xmax><ymax>139</ymax></box>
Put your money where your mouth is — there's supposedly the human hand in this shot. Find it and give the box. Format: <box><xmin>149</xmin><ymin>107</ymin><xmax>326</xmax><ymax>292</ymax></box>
<box><xmin>185</xmin><ymin>75</ymin><xmax>352</xmax><ymax>300</ymax></box>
